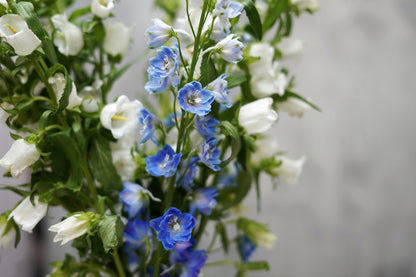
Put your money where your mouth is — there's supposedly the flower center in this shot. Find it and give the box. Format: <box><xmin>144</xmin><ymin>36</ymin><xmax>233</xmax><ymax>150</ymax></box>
<box><xmin>99</xmin><ymin>0</ymin><xmax>108</xmax><ymax>7</ymax></box>
<box><xmin>160</xmin><ymin>154</ymin><xmax>170</xmax><ymax>169</ymax></box>
<box><xmin>112</xmin><ymin>113</ymin><xmax>129</xmax><ymax>121</ymax></box>
<box><xmin>3</xmin><ymin>24</ymin><xmax>18</xmax><ymax>34</ymax></box>
<box><xmin>169</xmin><ymin>217</ymin><xmax>181</xmax><ymax>232</ymax></box>
<box><xmin>187</xmin><ymin>91</ymin><xmax>201</xmax><ymax>106</ymax></box>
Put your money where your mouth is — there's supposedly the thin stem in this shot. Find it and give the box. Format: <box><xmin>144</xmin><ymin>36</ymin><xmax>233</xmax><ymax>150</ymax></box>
<box><xmin>81</xmin><ymin>157</ymin><xmax>99</xmax><ymax>211</ymax></box>
<box><xmin>186</xmin><ymin>0</ymin><xmax>196</xmax><ymax>38</ymax></box>
<box><xmin>174</xmin><ymin>34</ymin><xmax>190</xmax><ymax>77</ymax></box>
<box><xmin>113</xmin><ymin>250</ymin><xmax>126</xmax><ymax>277</ymax></box>
<box><xmin>205</xmin><ymin>260</ymin><xmax>239</xmax><ymax>268</ymax></box>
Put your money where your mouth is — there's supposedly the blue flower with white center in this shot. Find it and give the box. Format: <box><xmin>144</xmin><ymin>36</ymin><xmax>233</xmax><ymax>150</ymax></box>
<box><xmin>145</xmin><ymin>144</ymin><xmax>182</xmax><ymax>177</ymax></box>
<box><xmin>214</xmin><ymin>0</ymin><xmax>245</xmax><ymax>19</ymax></box>
<box><xmin>178</xmin><ymin>81</ymin><xmax>215</xmax><ymax>116</ymax></box>
<box><xmin>150</xmin><ymin>207</ymin><xmax>196</xmax><ymax>250</ymax></box>
<box><xmin>199</xmin><ymin>137</ymin><xmax>221</xmax><ymax>171</ymax></box>
<box><xmin>195</xmin><ymin>115</ymin><xmax>220</xmax><ymax>138</ymax></box>
<box><xmin>139</xmin><ymin>109</ymin><xmax>159</xmax><ymax>145</ymax></box>
<box><xmin>238</xmin><ymin>234</ymin><xmax>257</xmax><ymax>263</ymax></box>
<box><xmin>214</xmin><ymin>34</ymin><xmax>244</xmax><ymax>63</ymax></box>
<box><xmin>145</xmin><ymin>46</ymin><xmax>180</xmax><ymax>94</ymax></box>
<box><xmin>177</xmin><ymin>156</ymin><xmax>199</xmax><ymax>191</ymax></box>
<box><xmin>119</xmin><ymin>182</ymin><xmax>161</xmax><ymax>218</ymax></box>
<box><xmin>144</xmin><ymin>74</ymin><xmax>169</xmax><ymax>94</ymax></box>
<box><xmin>205</xmin><ymin>74</ymin><xmax>232</xmax><ymax>108</ymax></box>
<box><xmin>190</xmin><ymin>187</ymin><xmax>219</xmax><ymax>216</ymax></box>
<box><xmin>145</xmin><ymin>18</ymin><xmax>174</xmax><ymax>49</ymax></box>
<box><xmin>170</xmin><ymin>242</ymin><xmax>208</xmax><ymax>277</ymax></box>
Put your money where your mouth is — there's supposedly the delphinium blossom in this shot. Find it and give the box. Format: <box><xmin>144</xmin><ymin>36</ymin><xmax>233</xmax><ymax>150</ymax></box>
<box><xmin>205</xmin><ymin>74</ymin><xmax>232</xmax><ymax>108</ymax></box>
<box><xmin>178</xmin><ymin>81</ymin><xmax>215</xmax><ymax>116</ymax></box>
<box><xmin>199</xmin><ymin>137</ymin><xmax>221</xmax><ymax>171</ymax></box>
<box><xmin>189</xmin><ymin>187</ymin><xmax>219</xmax><ymax>215</ymax></box>
<box><xmin>145</xmin><ymin>46</ymin><xmax>180</xmax><ymax>94</ymax></box>
<box><xmin>195</xmin><ymin>115</ymin><xmax>220</xmax><ymax>138</ymax></box>
<box><xmin>150</xmin><ymin>207</ymin><xmax>196</xmax><ymax>250</ymax></box>
<box><xmin>145</xmin><ymin>144</ymin><xmax>182</xmax><ymax>177</ymax></box>
<box><xmin>177</xmin><ymin>156</ymin><xmax>199</xmax><ymax>191</ymax></box>
<box><xmin>170</xmin><ymin>242</ymin><xmax>208</xmax><ymax>277</ymax></box>
<box><xmin>119</xmin><ymin>182</ymin><xmax>161</xmax><ymax>218</ymax></box>
<box><xmin>145</xmin><ymin>18</ymin><xmax>175</xmax><ymax>49</ymax></box>
<box><xmin>139</xmin><ymin>108</ymin><xmax>159</xmax><ymax>145</ymax></box>
<box><xmin>237</xmin><ymin>234</ymin><xmax>257</xmax><ymax>263</ymax></box>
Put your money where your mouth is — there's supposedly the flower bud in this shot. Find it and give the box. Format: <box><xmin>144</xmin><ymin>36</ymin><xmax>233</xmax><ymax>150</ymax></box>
<box><xmin>48</xmin><ymin>73</ymin><xmax>82</xmax><ymax>109</ymax></box>
<box><xmin>9</xmin><ymin>196</ymin><xmax>48</xmax><ymax>233</ymax></box>
<box><xmin>277</xmin><ymin>37</ymin><xmax>304</xmax><ymax>58</ymax></box>
<box><xmin>273</xmin><ymin>155</ymin><xmax>306</xmax><ymax>185</ymax></box>
<box><xmin>237</xmin><ymin>217</ymin><xmax>277</xmax><ymax>249</ymax></box>
<box><xmin>238</xmin><ymin>98</ymin><xmax>278</xmax><ymax>134</ymax></box>
<box><xmin>103</xmin><ymin>21</ymin><xmax>131</xmax><ymax>56</ymax></box>
<box><xmin>0</xmin><ymin>14</ymin><xmax>41</xmax><ymax>55</ymax></box>
<box><xmin>0</xmin><ymin>139</ymin><xmax>40</xmax><ymax>177</ymax></box>
<box><xmin>51</xmin><ymin>14</ymin><xmax>84</xmax><ymax>56</ymax></box>
<box><xmin>91</xmin><ymin>0</ymin><xmax>114</xmax><ymax>19</ymax></box>
<box><xmin>48</xmin><ymin>213</ymin><xmax>92</xmax><ymax>245</ymax></box>
<box><xmin>276</xmin><ymin>97</ymin><xmax>311</xmax><ymax>118</ymax></box>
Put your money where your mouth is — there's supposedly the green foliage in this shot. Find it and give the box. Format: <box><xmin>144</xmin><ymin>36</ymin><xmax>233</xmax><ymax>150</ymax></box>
<box><xmin>98</xmin><ymin>215</ymin><xmax>123</xmax><ymax>253</ymax></box>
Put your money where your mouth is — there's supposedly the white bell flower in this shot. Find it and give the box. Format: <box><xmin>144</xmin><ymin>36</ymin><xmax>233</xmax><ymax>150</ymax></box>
<box><xmin>79</xmin><ymin>79</ymin><xmax>103</xmax><ymax>113</ymax></box>
<box><xmin>276</xmin><ymin>97</ymin><xmax>311</xmax><ymax>118</ymax></box>
<box><xmin>9</xmin><ymin>196</ymin><xmax>48</xmax><ymax>233</ymax></box>
<box><xmin>249</xmin><ymin>43</ymin><xmax>288</xmax><ymax>97</ymax></box>
<box><xmin>111</xmin><ymin>134</ymin><xmax>137</xmax><ymax>181</ymax></box>
<box><xmin>0</xmin><ymin>215</ymin><xmax>15</xmax><ymax>248</ymax></box>
<box><xmin>48</xmin><ymin>73</ymin><xmax>82</xmax><ymax>109</ymax></box>
<box><xmin>0</xmin><ymin>0</ymin><xmax>8</xmax><ymax>8</ymax></box>
<box><xmin>277</xmin><ymin>37</ymin><xmax>304</xmax><ymax>58</ymax></box>
<box><xmin>291</xmin><ymin>0</ymin><xmax>320</xmax><ymax>12</ymax></box>
<box><xmin>274</xmin><ymin>155</ymin><xmax>306</xmax><ymax>185</ymax></box>
<box><xmin>49</xmin><ymin>214</ymin><xmax>90</xmax><ymax>245</ymax></box>
<box><xmin>103</xmin><ymin>21</ymin><xmax>131</xmax><ymax>56</ymax></box>
<box><xmin>238</xmin><ymin>98</ymin><xmax>278</xmax><ymax>134</ymax></box>
<box><xmin>100</xmin><ymin>95</ymin><xmax>142</xmax><ymax>139</ymax></box>
<box><xmin>0</xmin><ymin>102</ymin><xmax>13</xmax><ymax>123</ymax></box>
<box><xmin>0</xmin><ymin>139</ymin><xmax>40</xmax><ymax>177</ymax></box>
<box><xmin>91</xmin><ymin>0</ymin><xmax>114</xmax><ymax>19</ymax></box>
<box><xmin>51</xmin><ymin>14</ymin><xmax>84</xmax><ymax>56</ymax></box>
<box><xmin>251</xmin><ymin>138</ymin><xmax>279</xmax><ymax>164</ymax></box>
<box><xmin>0</xmin><ymin>14</ymin><xmax>41</xmax><ymax>55</ymax></box>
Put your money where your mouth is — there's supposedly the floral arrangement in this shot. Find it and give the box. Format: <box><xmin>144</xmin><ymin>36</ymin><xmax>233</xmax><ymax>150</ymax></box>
<box><xmin>0</xmin><ymin>0</ymin><xmax>319</xmax><ymax>276</ymax></box>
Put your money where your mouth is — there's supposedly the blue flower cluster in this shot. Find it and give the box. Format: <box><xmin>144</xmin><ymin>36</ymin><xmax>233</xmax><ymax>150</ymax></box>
<box><xmin>150</xmin><ymin>207</ymin><xmax>196</xmax><ymax>250</ymax></box>
<box><xmin>145</xmin><ymin>46</ymin><xmax>180</xmax><ymax>94</ymax></box>
<box><xmin>170</xmin><ymin>241</ymin><xmax>208</xmax><ymax>277</ymax></box>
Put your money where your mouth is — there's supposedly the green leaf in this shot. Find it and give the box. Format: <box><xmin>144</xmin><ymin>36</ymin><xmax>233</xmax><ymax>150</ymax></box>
<box><xmin>200</xmin><ymin>53</ymin><xmax>218</xmax><ymax>87</ymax></box>
<box><xmin>219</xmin><ymin>121</ymin><xmax>241</xmax><ymax>167</ymax></box>
<box><xmin>262</xmin><ymin>0</ymin><xmax>289</xmax><ymax>33</ymax></box>
<box><xmin>88</xmin><ymin>133</ymin><xmax>122</xmax><ymax>191</ymax></box>
<box><xmin>46</xmin><ymin>130</ymin><xmax>83</xmax><ymax>191</ymax></box>
<box><xmin>284</xmin><ymin>91</ymin><xmax>321</xmax><ymax>112</ymax></box>
<box><xmin>227</xmin><ymin>73</ymin><xmax>247</xmax><ymax>89</ymax></box>
<box><xmin>242</xmin><ymin>0</ymin><xmax>263</xmax><ymax>40</ymax></box>
<box><xmin>216</xmin><ymin>222</ymin><xmax>229</xmax><ymax>253</ymax></box>
<box><xmin>69</xmin><ymin>6</ymin><xmax>91</xmax><ymax>21</ymax></box>
<box><xmin>98</xmin><ymin>215</ymin><xmax>123</xmax><ymax>253</ymax></box>
<box><xmin>38</xmin><ymin>110</ymin><xmax>53</xmax><ymax>131</ymax></box>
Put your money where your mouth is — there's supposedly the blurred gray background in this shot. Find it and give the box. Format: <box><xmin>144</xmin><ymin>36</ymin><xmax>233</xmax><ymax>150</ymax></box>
<box><xmin>1</xmin><ymin>0</ymin><xmax>416</xmax><ymax>276</ymax></box>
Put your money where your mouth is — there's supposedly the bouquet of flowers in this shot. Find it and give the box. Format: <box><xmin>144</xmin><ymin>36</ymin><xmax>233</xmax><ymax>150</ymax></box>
<box><xmin>0</xmin><ymin>0</ymin><xmax>319</xmax><ymax>276</ymax></box>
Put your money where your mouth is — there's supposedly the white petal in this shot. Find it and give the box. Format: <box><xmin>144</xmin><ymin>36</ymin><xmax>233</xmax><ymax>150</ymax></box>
<box><xmin>9</xmin><ymin>196</ymin><xmax>47</xmax><ymax>233</ymax></box>
<box><xmin>0</xmin><ymin>139</ymin><xmax>40</xmax><ymax>177</ymax></box>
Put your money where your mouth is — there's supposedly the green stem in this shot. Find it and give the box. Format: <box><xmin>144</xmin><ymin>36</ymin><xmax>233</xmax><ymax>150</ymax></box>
<box><xmin>81</xmin><ymin>158</ymin><xmax>99</xmax><ymax>211</ymax></box>
<box><xmin>174</xmin><ymin>34</ymin><xmax>190</xmax><ymax>77</ymax></box>
<box><xmin>194</xmin><ymin>215</ymin><xmax>208</xmax><ymax>247</ymax></box>
<box><xmin>205</xmin><ymin>260</ymin><xmax>239</xmax><ymax>268</ymax></box>
<box><xmin>113</xmin><ymin>250</ymin><xmax>126</xmax><ymax>277</ymax></box>
<box><xmin>188</xmin><ymin>0</ymin><xmax>209</xmax><ymax>81</ymax></box>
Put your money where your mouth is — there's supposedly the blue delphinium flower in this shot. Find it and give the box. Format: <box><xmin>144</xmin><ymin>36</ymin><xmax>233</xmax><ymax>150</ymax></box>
<box><xmin>214</xmin><ymin>0</ymin><xmax>245</xmax><ymax>19</ymax></box>
<box><xmin>218</xmin><ymin>163</ymin><xmax>240</xmax><ymax>188</ymax></box>
<box><xmin>199</xmin><ymin>137</ymin><xmax>221</xmax><ymax>171</ymax></box>
<box><xmin>189</xmin><ymin>187</ymin><xmax>219</xmax><ymax>215</ymax></box>
<box><xmin>237</xmin><ymin>234</ymin><xmax>257</xmax><ymax>263</ymax></box>
<box><xmin>145</xmin><ymin>46</ymin><xmax>180</xmax><ymax>94</ymax></box>
<box><xmin>177</xmin><ymin>156</ymin><xmax>199</xmax><ymax>191</ymax></box>
<box><xmin>195</xmin><ymin>115</ymin><xmax>220</xmax><ymax>138</ymax></box>
<box><xmin>170</xmin><ymin>242</ymin><xmax>208</xmax><ymax>277</ymax></box>
<box><xmin>145</xmin><ymin>18</ymin><xmax>174</xmax><ymax>49</ymax></box>
<box><xmin>205</xmin><ymin>74</ymin><xmax>232</xmax><ymax>108</ymax></box>
<box><xmin>145</xmin><ymin>144</ymin><xmax>182</xmax><ymax>177</ymax></box>
<box><xmin>123</xmin><ymin>218</ymin><xmax>149</xmax><ymax>246</ymax></box>
<box><xmin>139</xmin><ymin>108</ymin><xmax>159</xmax><ymax>145</ymax></box>
<box><xmin>150</xmin><ymin>207</ymin><xmax>196</xmax><ymax>250</ymax></box>
<box><xmin>119</xmin><ymin>182</ymin><xmax>161</xmax><ymax>218</ymax></box>
<box><xmin>163</xmin><ymin>112</ymin><xmax>177</xmax><ymax>128</ymax></box>
<box><xmin>178</xmin><ymin>81</ymin><xmax>215</xmax><ymax>116</ymax></box>
<box><xmin>214</xmin><ymin>34</ymin><xmax>244</xmax><ymax>63</ymax></box>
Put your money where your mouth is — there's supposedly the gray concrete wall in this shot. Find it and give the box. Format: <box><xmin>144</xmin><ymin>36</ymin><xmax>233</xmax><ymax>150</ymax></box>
<box><xmin>1</xmin><ymin>0</ymin><xmax>416</xmax><ymax>276</ymax></box>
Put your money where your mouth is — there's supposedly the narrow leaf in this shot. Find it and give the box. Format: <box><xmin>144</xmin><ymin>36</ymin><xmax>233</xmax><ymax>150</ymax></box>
<box><xmin>242</xmin><ymin>0</ymin><xmax>263</xmax><ymax>40</ymax></box>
